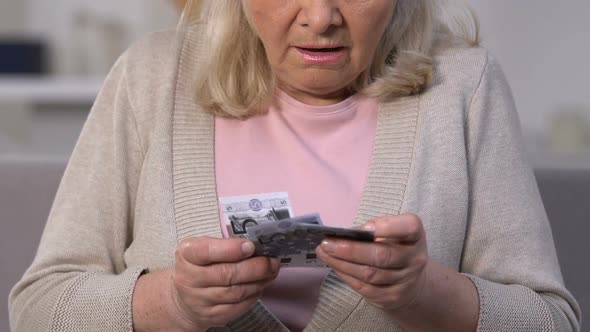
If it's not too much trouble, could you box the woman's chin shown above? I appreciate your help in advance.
[288,79,354,95]
[284,85,353,105]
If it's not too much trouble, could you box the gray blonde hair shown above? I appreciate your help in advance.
[181,0,479,118]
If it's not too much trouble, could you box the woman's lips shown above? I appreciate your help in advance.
[295,47,347,64]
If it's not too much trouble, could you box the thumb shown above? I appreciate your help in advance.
[178,237,255,266]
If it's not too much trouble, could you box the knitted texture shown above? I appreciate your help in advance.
[9,23,581,332]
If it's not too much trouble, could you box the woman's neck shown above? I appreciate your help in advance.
[279,84,352,106]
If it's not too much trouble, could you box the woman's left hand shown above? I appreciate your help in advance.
[316,214,430,311]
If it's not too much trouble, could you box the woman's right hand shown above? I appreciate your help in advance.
[171,237,280,331]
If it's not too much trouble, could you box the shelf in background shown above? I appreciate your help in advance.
[0,76,103,105]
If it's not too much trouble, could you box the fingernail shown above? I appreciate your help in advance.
[321,240,336,254]
[362,223,375,231]
[270,258,280,273]
[242,241,255,256]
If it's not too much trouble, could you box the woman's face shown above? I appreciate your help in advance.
[243,0,397,105]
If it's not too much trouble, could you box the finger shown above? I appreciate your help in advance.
[177,255,280,288]
[198,294,261,328]
[363,214,424,243]
[334,270,421,310]
[318,238,412,268]
[199,279,274,305]
[333,270,397,306]
[317,246,412,285]
[205,257,280,287]
[178,237,255,266]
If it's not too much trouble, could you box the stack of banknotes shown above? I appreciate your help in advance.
[220,192,374,267]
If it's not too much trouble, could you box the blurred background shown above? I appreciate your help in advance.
[0,0,181,157]
[1,0,590,161]
[0,0,588,331]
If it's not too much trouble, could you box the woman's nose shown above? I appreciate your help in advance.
[297,0,343,34]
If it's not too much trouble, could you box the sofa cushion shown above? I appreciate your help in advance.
[0,157,65,332]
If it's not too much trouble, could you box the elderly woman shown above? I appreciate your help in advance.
[9,0,581,331]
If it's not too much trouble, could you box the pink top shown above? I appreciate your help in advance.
[215,91,378,331]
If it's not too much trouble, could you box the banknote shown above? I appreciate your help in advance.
[246,214,375,267]
[219,192,294,238]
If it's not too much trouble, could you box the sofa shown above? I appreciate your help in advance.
[1,158,588,331]
[1,157,66,332]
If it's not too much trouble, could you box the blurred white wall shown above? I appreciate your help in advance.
[470,0,590,142]
[23,0,177,76]
[0,1,25,34]
[0,1,178,158]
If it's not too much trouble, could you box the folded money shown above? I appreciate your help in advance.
[219,192,294,237]
[246,214,375,267]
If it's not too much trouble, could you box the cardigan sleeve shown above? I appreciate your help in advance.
[461,52,581,331]
[8,49,147,332]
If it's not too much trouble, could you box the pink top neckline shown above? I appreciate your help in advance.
[276,89,361,116]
